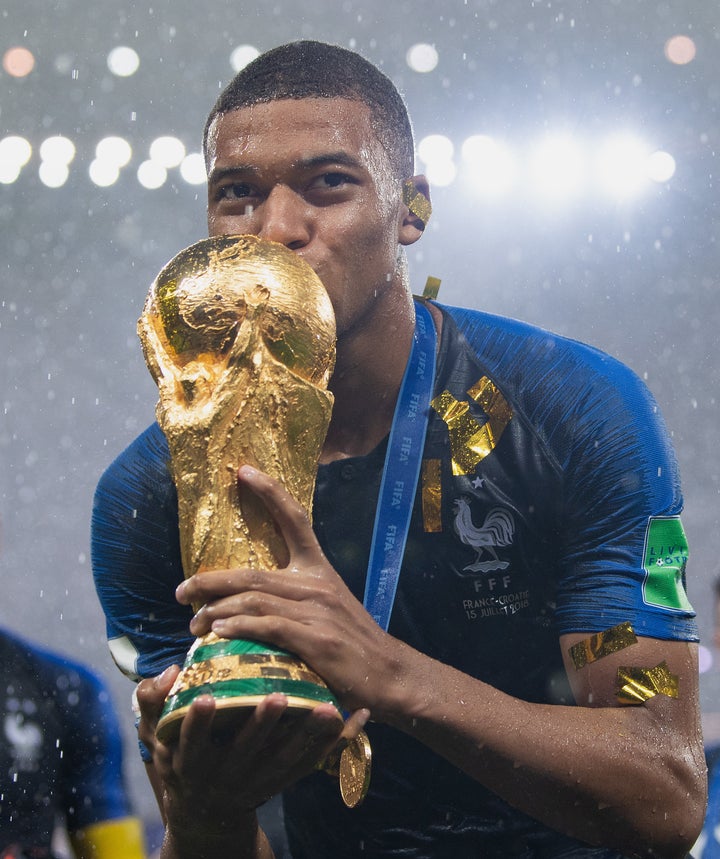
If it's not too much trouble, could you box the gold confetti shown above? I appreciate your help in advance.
[431,377,512,475]
[616,661,679,705]
[422,276,441,300]
[421,458,443,532]
[569,621,638,670]
[402,179,432,226]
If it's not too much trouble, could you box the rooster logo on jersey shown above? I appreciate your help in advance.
[453,498,515,573]
[4,700,43,773]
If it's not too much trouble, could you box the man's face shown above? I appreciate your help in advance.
[205,97,413,338]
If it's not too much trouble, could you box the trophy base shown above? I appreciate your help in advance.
[156,633,341,744]
[156,692,342,744]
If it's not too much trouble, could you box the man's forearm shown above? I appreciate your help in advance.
[379,640,705,858]
[160,813,275,859]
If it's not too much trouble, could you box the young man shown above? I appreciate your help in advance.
[0,626,147,859]
[92,41,706,858]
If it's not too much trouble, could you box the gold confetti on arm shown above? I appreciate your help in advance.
[569,621,638,670]
[616,661,679,705]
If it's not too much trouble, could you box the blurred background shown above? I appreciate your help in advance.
[1,0,718,847]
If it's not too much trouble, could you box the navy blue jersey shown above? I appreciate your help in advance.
[92,300,696,857]
[0,628,132,853]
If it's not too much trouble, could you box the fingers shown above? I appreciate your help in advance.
[178,574,310,632]
[174,466,330,613]
[136,665,181,754]
[341,707,372,743]
[263,702,347,787]
[137,664,180,716]
[173,694,220,770]
[237,465,322,561]
[190,590,313,640]
[317,708,372,778]
[158,694,347,811]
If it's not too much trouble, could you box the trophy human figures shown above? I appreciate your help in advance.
[138,234,342,742]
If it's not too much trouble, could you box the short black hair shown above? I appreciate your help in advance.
[203,40,415,181]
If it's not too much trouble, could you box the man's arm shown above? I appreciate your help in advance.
[181,466,707,859]
[379,633,705,858]
[136,666,274,859]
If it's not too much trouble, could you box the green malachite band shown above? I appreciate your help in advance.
[164,678,338,712]
[190,638,290,664]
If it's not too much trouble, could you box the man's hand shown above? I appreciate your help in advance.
[136,664,369,858]
[176,465,409,716]
[161,695,353,816]
[137,665,369,813]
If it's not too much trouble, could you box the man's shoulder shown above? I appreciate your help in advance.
[112,421,169,469]
[95,422,172,495]
[438,301,621,364]
[435,300,646,399]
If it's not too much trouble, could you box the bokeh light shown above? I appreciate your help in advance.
[96,136,133,168]
[529,135,586,200]
[406,43,439,73]
[646,150,676,183]
[425,160,457,187]
[0,125,676,199]
[107,46,140,77]
[230,44,260,72]
[137,160,167,189]
[180,153,207,185]
[0,163,22,184]
[3,46,35,77]
[418,134,454,164]
[664,35,696,66]
[0,136,32,183]
[39,162,70,188]
[39,136,76,166]
[462,135,517,196]
[89,159,121,187]
[149,136,186,169]
[0,135,32,167]
[594,134,651,199]
[699,644,713,675]
[418,135,455,187]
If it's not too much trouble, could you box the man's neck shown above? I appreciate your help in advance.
[320,290,417,463]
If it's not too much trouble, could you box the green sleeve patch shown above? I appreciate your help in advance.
[642,516,693,611]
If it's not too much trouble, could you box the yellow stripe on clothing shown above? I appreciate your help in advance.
[70,816,147,859]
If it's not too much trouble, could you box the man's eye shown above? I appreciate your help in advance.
[318,172,353,189]
[218,183,253,200]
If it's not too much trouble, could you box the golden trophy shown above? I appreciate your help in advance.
[138,234,342,742]
[139,234,372,805]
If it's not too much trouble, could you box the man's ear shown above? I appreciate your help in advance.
[399,176,431,246]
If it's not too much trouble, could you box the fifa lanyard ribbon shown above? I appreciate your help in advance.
[363,301,437,631]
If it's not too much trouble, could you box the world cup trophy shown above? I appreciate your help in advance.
[138,234,343,739]
[139,235,371,805]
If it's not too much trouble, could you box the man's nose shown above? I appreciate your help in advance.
[257,186,311,250]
